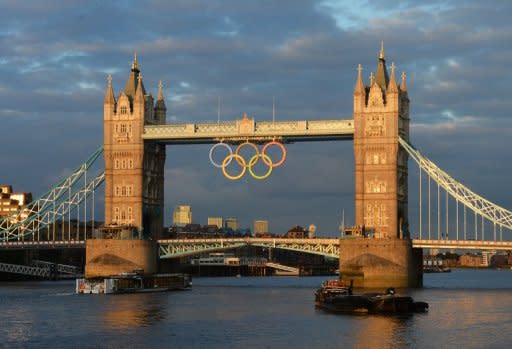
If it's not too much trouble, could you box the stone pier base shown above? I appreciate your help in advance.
[339,238,423,288]
[85,239,157,278]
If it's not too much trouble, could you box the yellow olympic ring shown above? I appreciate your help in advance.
[221,153,247,180]
[262,141,287,168]
[248,153,273,180]
[235,142,259,167]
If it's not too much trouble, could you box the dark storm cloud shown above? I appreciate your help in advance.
[1,0,511,234]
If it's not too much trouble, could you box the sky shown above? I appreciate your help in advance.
[1,0,511,236]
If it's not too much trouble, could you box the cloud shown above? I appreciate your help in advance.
[1,0,512,235]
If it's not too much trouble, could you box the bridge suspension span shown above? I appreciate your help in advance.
[0,147,105,243]
[400,137,512,242]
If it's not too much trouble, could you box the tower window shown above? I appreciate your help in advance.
[120,106,128,115]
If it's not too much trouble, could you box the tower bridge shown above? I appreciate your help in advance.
[1,44,512,287]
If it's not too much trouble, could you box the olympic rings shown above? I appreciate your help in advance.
[209,141,288,180]
[235,142,259,167]
[221,154,247,180]
[261,141,287,168]
[209,142,233,168]
[248,153,273,180]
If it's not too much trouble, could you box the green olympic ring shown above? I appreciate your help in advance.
[248,153,273,180]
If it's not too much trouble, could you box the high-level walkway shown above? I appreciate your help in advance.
[143,118,354,144]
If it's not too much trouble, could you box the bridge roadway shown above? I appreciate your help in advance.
[1,238,511,255]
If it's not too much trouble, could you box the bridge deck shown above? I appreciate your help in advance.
[143,119,354,144]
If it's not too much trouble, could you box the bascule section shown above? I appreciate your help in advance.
[86,56,166,278]
[340,44,422,288]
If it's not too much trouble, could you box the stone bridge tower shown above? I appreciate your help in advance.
[353,43,410,238]
[340,44,422,288]
[86,56,166,278]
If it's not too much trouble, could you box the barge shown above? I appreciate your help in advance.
[315,279,428,314]
[76,273,191,294]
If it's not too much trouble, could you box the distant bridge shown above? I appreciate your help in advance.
[157,238,512,259]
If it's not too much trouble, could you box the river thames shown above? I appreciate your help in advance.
[1,269,511,348]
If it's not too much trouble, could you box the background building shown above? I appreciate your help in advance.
[254,220,269,236]
[0,185,32,220]
[173,205,192,227]
[208,217,223,229]
[224,217,239,231]
[286,225,306,239]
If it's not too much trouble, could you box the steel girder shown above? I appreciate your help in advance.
[0,262,51,278]
[400,138,512,233]
[158,238,340,259]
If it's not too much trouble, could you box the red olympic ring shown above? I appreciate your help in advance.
[261,141,287,168]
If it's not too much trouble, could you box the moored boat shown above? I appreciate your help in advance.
[76,273,191,294]
[315,279,428,314]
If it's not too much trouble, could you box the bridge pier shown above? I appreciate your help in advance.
[339,239,423,288]
[85,239,157,278]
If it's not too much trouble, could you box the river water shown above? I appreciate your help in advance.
[1,269,511,348]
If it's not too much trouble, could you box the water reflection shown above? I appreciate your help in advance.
[103,293,168,330]
[1,306,33,345]
[348,314,414,349]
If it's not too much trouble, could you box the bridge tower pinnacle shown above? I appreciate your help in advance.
[353,46,410,239]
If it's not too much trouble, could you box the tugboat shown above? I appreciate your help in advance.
[315,279,428,314]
